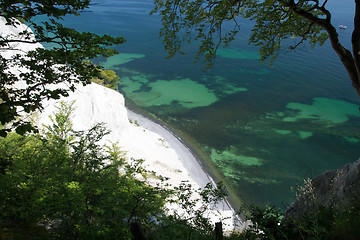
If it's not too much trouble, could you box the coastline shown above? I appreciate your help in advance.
[38,82,245,230]
[126,107,245,228]
[124,101,246,223]
[127,109,217,191]
[0,16,245,231]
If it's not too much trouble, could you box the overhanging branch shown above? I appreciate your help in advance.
[291,0,360,95]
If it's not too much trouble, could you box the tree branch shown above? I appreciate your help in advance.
[352,0,360,80]
[288,0,360,96]
[290,22,315,50]
[0,39,39,45]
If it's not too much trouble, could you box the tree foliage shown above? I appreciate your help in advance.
[227,201,360,240]
[152,0,360,98]
[0,102,231,239]
[0,101,169,239]
[91,66,120,90]
[151,0,242,66]
[0,0,125,136]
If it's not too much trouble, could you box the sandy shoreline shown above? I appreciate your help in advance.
[1,16,244,231]
[37,83,243,230]
[127,109,215,189]
[126,108,245,228]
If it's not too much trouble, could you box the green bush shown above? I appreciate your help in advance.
[229,200,360,239]
[91,67,120,90]
[0,102,168,239]
[0,101,230,239]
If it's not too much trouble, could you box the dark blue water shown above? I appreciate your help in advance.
[62,0,360,208]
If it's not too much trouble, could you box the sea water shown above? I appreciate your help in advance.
[62,0,359,207]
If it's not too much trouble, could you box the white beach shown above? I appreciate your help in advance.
[1,16,244,232]
[127,109,214,188]
[38,83,242,231]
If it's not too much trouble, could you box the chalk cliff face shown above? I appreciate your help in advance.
[285,159,360,218]
[0,17,201,192]
[1,17,240,231]
[38,83,196,189]
[0,16,196,190]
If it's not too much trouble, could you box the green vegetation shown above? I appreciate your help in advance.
[152,2,360,238]
[152,0,360,98]
[0,102,228,239]
[0,0,124,136]
[2,104,358,240]
[228,200,360,240]
[91,67,120,90]
[228,178,360,239]
[129,119,140,126]
[0,102,165,239]
[2,1,360,239]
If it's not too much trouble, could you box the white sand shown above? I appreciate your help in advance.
[38,83,243,231]
[1,16,245,232]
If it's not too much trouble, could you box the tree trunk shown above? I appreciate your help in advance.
[352,0,360,96]
[289,0,360,99]
[215,222,223,240]
[130,222,148,240]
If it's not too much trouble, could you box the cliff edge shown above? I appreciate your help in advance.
[285,159,360,218]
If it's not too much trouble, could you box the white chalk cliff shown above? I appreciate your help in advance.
[0,17,243,231]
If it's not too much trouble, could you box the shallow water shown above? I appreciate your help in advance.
[62,0,359,207]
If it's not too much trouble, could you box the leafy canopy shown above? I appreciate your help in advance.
[152,0,360,98]
[0,0,125,136]
[0,101,231,239]
[0,101,168,239]
[91,65,120,90]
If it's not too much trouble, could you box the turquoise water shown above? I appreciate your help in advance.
[63,0,359,207]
